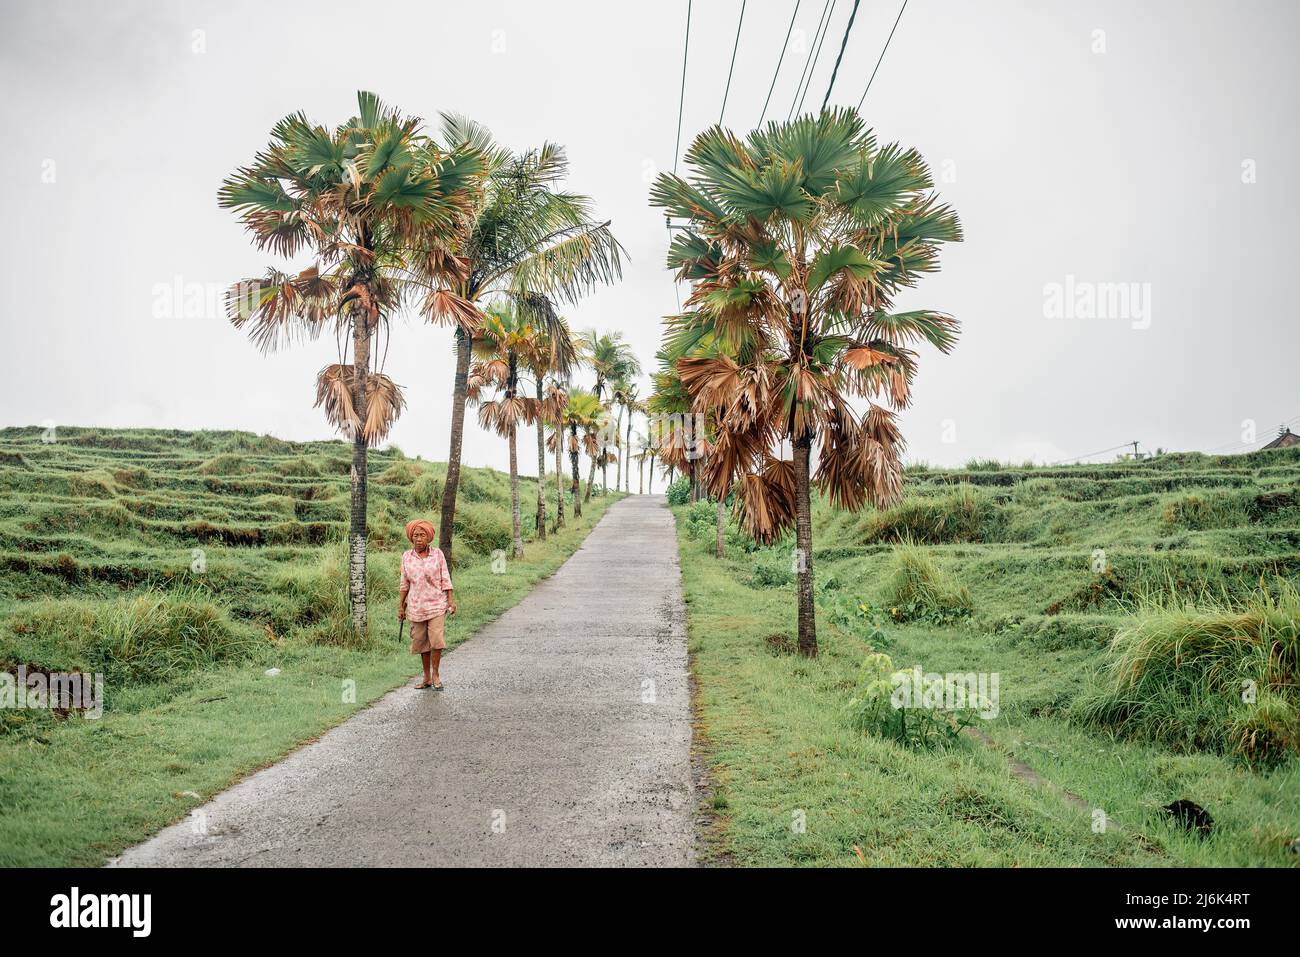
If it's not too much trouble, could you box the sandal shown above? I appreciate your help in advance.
[432,680,443,690]
[415,680,433,690]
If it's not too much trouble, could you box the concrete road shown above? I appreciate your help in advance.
[112,495,695,867]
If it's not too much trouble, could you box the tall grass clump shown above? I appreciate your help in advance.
[2,589,263,685]
[862,486,1003,544]
[271,544,395,649]
[1071,581,1300,767]
[880,542,974,623]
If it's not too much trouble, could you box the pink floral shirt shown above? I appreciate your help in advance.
[399,547,453,621]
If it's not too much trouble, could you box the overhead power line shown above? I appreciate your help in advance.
[795,0,838,116]
[1048,442,1135,467]
[759,0,802,126]
[719,0,748,125]
[787,0,834,121]
[821,0,862,111]
[857,0,909,111]
[673,0,693,175]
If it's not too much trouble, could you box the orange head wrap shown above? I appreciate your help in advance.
[405,519,436,544]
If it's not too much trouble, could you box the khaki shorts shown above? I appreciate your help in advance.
[409,615,446,654]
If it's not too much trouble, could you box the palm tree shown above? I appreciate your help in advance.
[466,302,538,559]
[579,329,640,494]
[219,91,482,635]
[518,301,576,540]
[650,109,963,656]
[560,390,603,515]
[538,379,569,533]
[613,383,642,493]
[415,126,624,568]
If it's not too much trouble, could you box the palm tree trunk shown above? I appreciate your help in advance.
[613,405,623,492]
[535,380,547,541]
[793,433,817,657]
[569,426,582,517]
[555,422,566,529]
[347,313,371,636]
[508,424,523,558]
[649,454,656,493]
[625,414,633,492]
[586,454,597,503]
[439,325,472,570]
[639,458,644,495]
[715,496,726,558]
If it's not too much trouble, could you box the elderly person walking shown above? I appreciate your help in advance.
[398,519,456,690]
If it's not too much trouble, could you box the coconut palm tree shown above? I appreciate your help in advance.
[650,109,963,656]
[219,91,482,635]
[413,125,624,568]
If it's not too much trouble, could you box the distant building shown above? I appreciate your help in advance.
[1261,428,1300,450]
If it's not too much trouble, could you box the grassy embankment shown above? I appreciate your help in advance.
[0,426,619,866]
[675,447,1300,866]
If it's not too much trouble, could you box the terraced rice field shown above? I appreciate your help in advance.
[674,446,1300,866]
[0,426,617,865]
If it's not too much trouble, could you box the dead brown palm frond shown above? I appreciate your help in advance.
[734,456,797,544]
[315,364,358,437]
[362,372,406,444]
[677,355,742,413]
[814,402,871,511]
[540,382,568,421]
[314,364,406,446]
[226,267,334,353]
[477,395,537,437]
[421,288,483,329]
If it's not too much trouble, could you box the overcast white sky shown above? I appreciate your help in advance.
[2,0,1297,471]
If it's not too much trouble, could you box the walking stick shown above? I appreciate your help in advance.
[398,617,405,645]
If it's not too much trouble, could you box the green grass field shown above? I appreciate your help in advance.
[674,447,1300,867]
[0,426,618,866]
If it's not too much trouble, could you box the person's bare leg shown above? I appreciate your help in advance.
[420,651,432,686]
[430,649,442,686]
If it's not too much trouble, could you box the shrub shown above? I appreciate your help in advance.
[748,547,794,589]
[846,653,986,749]
[1070,582,1300,767]
[666,476,691,506]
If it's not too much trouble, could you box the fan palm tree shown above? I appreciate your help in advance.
[539,379,569,533]
[413,125,624,567]
[650,109,963,656]
[613,383,643,493]
[579,329,641,494]
[560,390,603,513]
[517,299,579,538]
[218,91,482,636]
[466,302,539,559]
